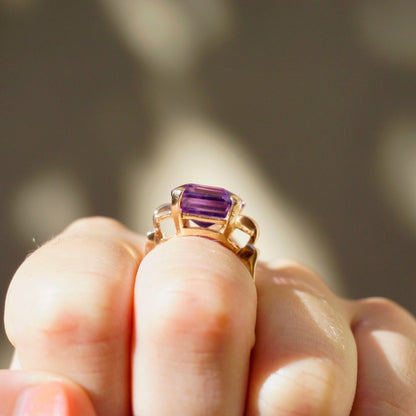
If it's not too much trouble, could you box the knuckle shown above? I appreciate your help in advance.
[5,236,134,348]
[11,278,120,346]
[262,259,331,295]
[354,296,415,331]
[147,282,234,352]
[360,296,403,314]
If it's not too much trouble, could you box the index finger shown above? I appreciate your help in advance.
[4,217,145,416]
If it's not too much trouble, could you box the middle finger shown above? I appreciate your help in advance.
[247,261,357,416]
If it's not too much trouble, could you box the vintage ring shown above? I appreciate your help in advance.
[146,183,259,276]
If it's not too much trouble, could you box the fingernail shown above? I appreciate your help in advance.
[14,381,69,416]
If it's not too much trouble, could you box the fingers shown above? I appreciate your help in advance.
[0,370,96,416]
[6,214,415,416]
[349,297,416,415]
[246,261,357,416]
[4,217,144,416]
[132,236,257,415]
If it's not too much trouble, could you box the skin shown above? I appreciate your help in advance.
[1,217,416,415]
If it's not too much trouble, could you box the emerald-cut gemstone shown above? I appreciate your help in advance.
[178,184,235,227]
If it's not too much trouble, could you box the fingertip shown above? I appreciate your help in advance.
[19,381,96,416]
[0,372,97,416]
[13,382,68,416]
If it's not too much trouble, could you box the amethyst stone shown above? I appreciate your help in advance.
[179,184,234,227]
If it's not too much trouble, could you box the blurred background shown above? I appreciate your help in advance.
[1,0,416,367]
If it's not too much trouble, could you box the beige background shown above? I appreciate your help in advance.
[1,0,416,367]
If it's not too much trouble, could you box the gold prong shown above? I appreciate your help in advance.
[171,187,183,206]
[171,187,184,233]
[223,194,243,237]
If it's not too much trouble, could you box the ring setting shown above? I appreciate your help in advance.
[146,184,259,276]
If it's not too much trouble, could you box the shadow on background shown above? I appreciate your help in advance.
[1,0,416,366]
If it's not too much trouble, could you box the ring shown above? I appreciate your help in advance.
[146,183,259,276]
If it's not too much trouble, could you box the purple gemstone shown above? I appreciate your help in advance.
[179,184,234,227]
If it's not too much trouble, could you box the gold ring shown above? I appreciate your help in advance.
[146,183,259,276]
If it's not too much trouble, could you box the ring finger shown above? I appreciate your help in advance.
[132,236,257,415]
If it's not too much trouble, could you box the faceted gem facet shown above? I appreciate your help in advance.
[178,184,234,227]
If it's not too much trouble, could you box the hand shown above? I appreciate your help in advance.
[1,217,415,415]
